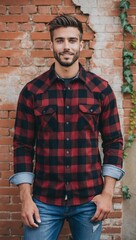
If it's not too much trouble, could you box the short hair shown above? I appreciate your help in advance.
[48,14,83,41]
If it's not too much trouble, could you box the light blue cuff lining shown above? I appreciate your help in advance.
[9,172,34,185]
[102,164,125,180]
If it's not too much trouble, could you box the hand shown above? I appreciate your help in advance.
[21,196,41,228]
[91,192,113,222]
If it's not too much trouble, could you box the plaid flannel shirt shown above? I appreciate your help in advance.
[13,63,123,206]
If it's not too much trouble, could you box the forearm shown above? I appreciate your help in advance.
[102,176,116,197]
[19,183,32,202]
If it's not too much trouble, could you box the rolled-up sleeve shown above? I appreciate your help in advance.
[9,172,34,185]
[102,164,125,180]
[100,85,123,169]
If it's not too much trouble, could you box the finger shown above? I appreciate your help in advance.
[27,214,39,228]
[34,206,41,224]
[91,209,101,221]
[22,215,30,227]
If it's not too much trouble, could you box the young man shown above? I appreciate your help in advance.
[9,15,125,240]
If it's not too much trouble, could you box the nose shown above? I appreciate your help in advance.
[63,40,70,50]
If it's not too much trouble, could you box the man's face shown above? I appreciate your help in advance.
[50,27,83,67]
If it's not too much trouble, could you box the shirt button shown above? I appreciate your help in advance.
[66,138,70,141]
[66,106,70,109]
[90,109,93,113]
[66,165,70,168]
[68,87,71,90]
[66,150,70,154]
[66,121,69,125]
[66,182,69,185]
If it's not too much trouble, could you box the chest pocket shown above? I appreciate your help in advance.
[34,105,58,132]
[78,104,101,131]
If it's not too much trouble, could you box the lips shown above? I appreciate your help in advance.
[60,52,74,56]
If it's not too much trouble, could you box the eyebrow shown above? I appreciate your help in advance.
[55,37,79,40]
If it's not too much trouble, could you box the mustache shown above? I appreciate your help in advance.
[60,51,74,55]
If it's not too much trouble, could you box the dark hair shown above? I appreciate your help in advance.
[48,14,83,41]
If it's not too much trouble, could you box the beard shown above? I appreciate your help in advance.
[53,50,80,67]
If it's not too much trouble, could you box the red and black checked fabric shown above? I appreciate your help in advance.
[13,63,123,206]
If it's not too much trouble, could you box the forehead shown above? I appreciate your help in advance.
[52,27,80,39]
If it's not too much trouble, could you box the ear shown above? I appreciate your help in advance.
[80,41,84,51]
[50,41,53,51]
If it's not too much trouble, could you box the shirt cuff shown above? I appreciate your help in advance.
[9,172,34,185]
[102,164,125,180]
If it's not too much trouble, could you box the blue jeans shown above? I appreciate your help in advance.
[24,198,102,240]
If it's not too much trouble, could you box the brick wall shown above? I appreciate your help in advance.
[0,0,135,239]
[123,0,136,140]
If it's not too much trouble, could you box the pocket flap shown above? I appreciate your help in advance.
[34,105,57,116]
[79,104,100,114]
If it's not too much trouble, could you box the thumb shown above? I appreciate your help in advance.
[34,206,41,224]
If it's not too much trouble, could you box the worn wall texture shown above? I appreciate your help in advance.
[0,0,135,239]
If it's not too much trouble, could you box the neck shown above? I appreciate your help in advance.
[55,61,79,78]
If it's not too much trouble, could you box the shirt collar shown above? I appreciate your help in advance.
[49,63,87,85]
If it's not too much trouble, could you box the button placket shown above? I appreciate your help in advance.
[64,86,72,200]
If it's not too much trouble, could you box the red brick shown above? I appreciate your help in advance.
[0,23,6,31]
[0,104,16,111]
[33,40,47,49]
[0,66,19,73]
[0,188,19,196]
[0,137,13,145]
[0,58,8,66]
[0,119,14,128]
[20,56,33,66]
[34,23,45,31]
[9,6,21,14]
[83,32,94,40]
[32,0,61,4]
[75,14,88,23]
[0,41,9,48]
[128,8,136,15]
[33,15,56,23]
[0,146,9,153]
[0,238,20,240]
[31,50,53,58]
[0,5,6,14]
[109,211,122,218]
[0,50,25,57]
[23,5,37,13]
[38,6,50,14]
[0,128,9,136]
[9,58,20,66]
[7,23,19,32]
[114,59,123,67]
[0,15,29,23]
[51,6,59,14]
[0,111,8,118]
[0,213,10,219]
[9,111,16,119]
[20,23,33,31]
[102,227,121,234]
[58,6,75,14]
[0,163,10,171]
[0,154,13,162]
[64,0,74,5]
[130,0,136,6]
[9,40,21,49]
[0,0,29,5]
[1,171,13,179]
[0,179,9,187]
[80,49,93,58]
[0,32,24,40]
[11,212,21,220]
[31,32,50,40]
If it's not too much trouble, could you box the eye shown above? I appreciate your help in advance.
[69,39,77,43]
[56,39,64,43]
